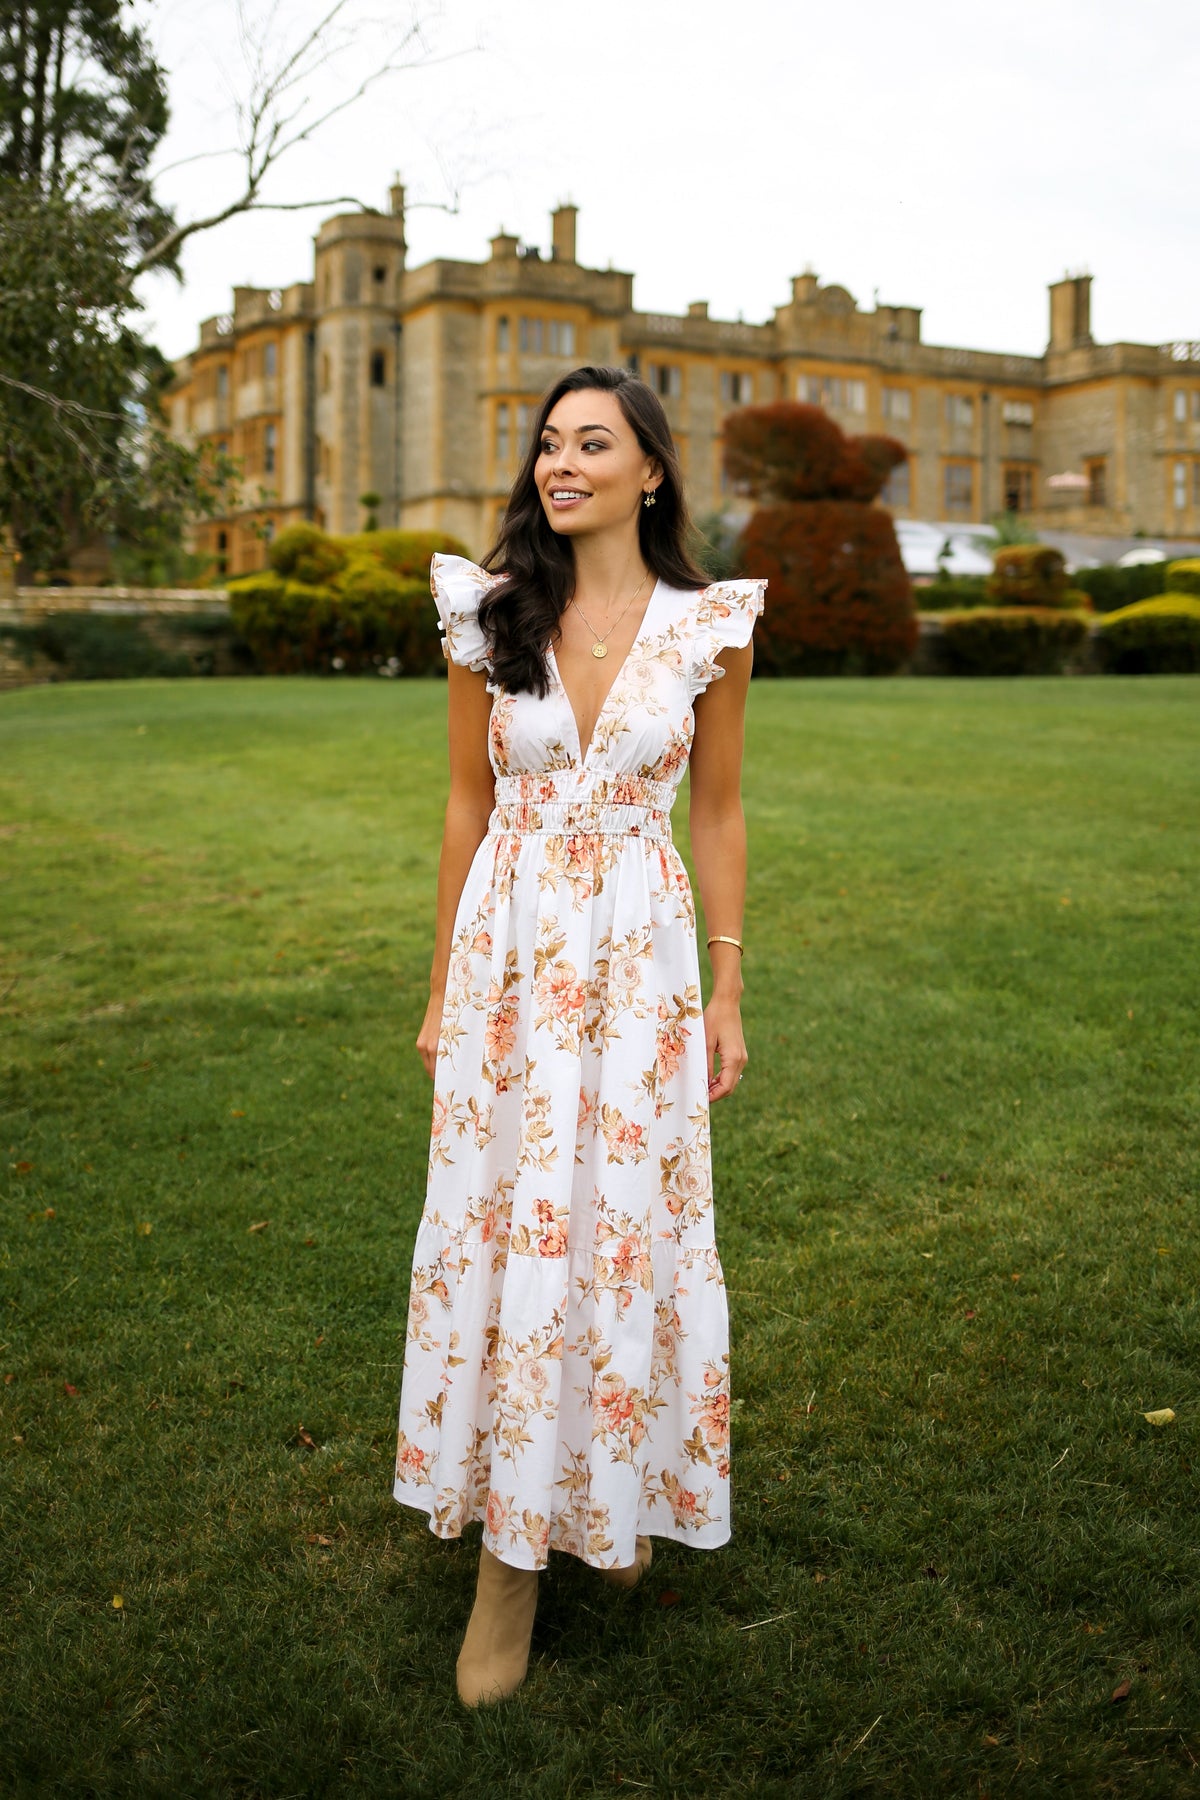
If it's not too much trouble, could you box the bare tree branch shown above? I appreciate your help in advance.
[133,0,469,278]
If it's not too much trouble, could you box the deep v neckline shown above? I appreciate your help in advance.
[547,580,662,766]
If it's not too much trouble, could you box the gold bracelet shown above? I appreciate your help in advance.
[706,934,744,954]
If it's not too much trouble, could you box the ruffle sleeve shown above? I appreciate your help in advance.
[430,552,500,676]
[688,578,767,698]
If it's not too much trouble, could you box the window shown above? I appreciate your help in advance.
[648,363,683,399]
[262,518,275,543]
[880,461,911,509]
[517,403,533,454]
[496,315,510,353]
[370,350,387,387]
[215,438,228,459]
[1193,391,1200,422]
[263,422,277,475]
[548,320,575,356]
[1195,462,1200,508]
[796,374,866,412]
[264,341,277,378]
[1175,390,1188,424]
[217,530,228,552]
[373,264,386,284]
[1003,400,1034,427]
[216,365,229,399]
[881,386,911,423]
[1003,465,1033,513]
[519,316,543,353]
[943,462,974,516]
[720,370,754,406]
[1173,460,1188,510]
[320,354,331,395]
[495,402,511,464]
[1086,458,1107,508]
[945,393,974,430]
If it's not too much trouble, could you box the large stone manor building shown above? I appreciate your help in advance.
[167,186,1200,575]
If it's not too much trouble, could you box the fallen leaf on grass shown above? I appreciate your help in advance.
[111,1595,124,1610]
[3,1373,14,1385]
[1142,1409,1175,1426]
[304,1237,317,1248]
[983,1735,1000,1746]
[1111,1679,1132,1704]
[136,1222,153,1237]
[657,1589,681,1608]
[248,1220,270,1234]
[295,1425,317,1450]
[63,1382,79,1397]
[13,1161,33,1174]
[230,1109,245,1119]
[305,1533,335,1547]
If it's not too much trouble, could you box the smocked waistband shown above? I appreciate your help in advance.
[489,772,675,841]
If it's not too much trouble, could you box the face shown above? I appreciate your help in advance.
[535,388,662,539]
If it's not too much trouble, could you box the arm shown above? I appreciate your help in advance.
[415,660,496,1078]
[688,640,752,1103]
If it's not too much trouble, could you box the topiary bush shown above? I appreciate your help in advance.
[1094,594,1200,673]
[986,545,1069,608]
[726,403,916,675]
[937,608,1089,676]
[229,525,468,674]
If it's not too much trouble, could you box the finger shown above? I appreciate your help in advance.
[704,1025,716,1088]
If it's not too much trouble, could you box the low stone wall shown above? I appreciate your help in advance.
[0,587,229,622]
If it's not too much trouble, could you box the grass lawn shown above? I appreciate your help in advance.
[1,674,1197,1799]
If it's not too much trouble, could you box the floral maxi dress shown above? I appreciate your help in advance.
[394,553,766,1571]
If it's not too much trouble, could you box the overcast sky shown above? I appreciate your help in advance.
[137,0,1200,365]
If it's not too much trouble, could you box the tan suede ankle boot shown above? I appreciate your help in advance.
[455,1545,539,1707]
[598,1535,653,1591]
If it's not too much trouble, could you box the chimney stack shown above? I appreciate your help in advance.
[1048,273,1093,351]
[551,203,577,264]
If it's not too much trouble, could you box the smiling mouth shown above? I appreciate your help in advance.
[549,489,591,503]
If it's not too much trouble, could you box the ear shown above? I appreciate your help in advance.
[643,455,664,493]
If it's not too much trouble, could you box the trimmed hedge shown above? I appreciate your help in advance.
[917,576,990,612]
[937,608,1089,676]
[228,526,468,674]
[1072,561,1167,614]
[1094,593,1200,673]
[1166,557,1200,597]
[1,613,194,680]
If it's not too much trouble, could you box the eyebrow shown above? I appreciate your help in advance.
[543,423,616,437]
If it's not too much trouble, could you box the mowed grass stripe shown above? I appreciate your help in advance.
[1,675,1196,1799]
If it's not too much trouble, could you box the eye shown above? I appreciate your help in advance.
[540,438,557,455]
[581,439,607,453]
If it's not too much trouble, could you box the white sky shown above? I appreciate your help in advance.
[137,0,1200,364]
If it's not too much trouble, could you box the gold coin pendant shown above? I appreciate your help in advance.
[591,642,608,659]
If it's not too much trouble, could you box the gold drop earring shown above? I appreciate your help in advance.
[643,490,657,508]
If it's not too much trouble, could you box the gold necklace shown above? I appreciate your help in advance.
[570,569,651,660]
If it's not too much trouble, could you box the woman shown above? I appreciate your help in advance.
[393,364,764,1706]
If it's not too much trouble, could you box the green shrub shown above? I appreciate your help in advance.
[1165,557,1200,597]
[268,524,348,587]
[2,614,192,680]
[986,545,1069,608]
[917,575,990,612]
[230,526,469,675]
[340,529,469,581]
[1094,593,1200,673]
[937,607,1089,676]
[1072,561,1167,614]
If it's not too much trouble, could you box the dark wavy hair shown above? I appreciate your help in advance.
[478,365,707,695]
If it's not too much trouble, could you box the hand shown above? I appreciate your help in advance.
[416,990,445,1080]
[704,998,747,1103]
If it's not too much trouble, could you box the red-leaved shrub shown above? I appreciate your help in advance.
[726,403,916,674]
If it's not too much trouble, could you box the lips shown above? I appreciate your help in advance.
[549,488,591,508]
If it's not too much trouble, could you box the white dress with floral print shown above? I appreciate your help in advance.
[394,553,765,1571]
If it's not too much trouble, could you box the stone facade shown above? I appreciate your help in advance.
[167,189,1200,573]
